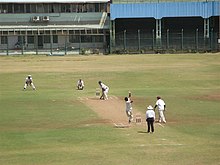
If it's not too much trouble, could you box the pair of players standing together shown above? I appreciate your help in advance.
[77,79,109,100]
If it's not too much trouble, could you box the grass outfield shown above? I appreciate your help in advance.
[0,54,220,165]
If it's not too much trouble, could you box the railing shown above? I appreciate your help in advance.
[0,13,104,26]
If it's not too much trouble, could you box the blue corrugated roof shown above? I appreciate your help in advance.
[110,1,220,20]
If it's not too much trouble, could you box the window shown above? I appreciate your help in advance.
[81,35,92,43]
[43,4,49,13]
[49,4,59,13]
[36,4,44,13]
[26,4,31,13]
[95,4,100,12]
[14,4,24,13]
[31,4,36,13]
[82,4,87,12]
[44,35,50,43]
[1,36,8,44]
[69,35,80,43]
[53,35,58,43]
[1,4,8,13]
[87,4,95,12]
[93,35,103,42]
[87,30,92,34]
[71,4,77,12]
[61,4,71,13]
[18,36,25,44]
[8,4,13,13]
[27,36,34,44]
[100,3,107,12]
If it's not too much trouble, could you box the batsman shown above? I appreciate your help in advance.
[98,81,109,100]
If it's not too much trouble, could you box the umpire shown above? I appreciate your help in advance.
[146,105,155,133]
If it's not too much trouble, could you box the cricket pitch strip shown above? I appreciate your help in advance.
[78,96,134,127]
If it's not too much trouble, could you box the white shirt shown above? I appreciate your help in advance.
[77,80,84,87]
[25,77,33,84]
[125,99,132,112]
[156,99,165,111]
[146,109,155,119]
[100,83,109,92]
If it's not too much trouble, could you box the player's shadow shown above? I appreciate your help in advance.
[137,131,148,134]
[90,97,101,100]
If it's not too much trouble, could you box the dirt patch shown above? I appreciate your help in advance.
[79,96,143,127]
[189,92,220,102]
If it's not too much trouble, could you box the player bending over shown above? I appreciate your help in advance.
[24,75,36,90]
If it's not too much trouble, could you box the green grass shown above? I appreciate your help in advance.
[0,54,220,165]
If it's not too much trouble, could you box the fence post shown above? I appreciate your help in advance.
[50,32,53,55]
[152,29,155,50]
[181,29,184,51]
[64,34,67,55]
[21,36,24,55]
[196,28,199,52]
[6,36,9,55]
[138,29,141,53]
[210,28,213,51]
[166,29,169,49]
[123,30,126,51]
[35,34,38,55]
[79,34,81,54]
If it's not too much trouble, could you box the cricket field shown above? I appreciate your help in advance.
[0,53,220,165]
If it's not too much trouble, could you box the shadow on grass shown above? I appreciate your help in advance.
[137,131,148,134]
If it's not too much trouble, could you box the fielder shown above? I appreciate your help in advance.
[98,81,109,100]
[77,79,84,90]
[24,75,36,90]
[125,96,133,124]
[154,96,166,123]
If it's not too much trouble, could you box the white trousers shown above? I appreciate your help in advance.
[24,83,36,90]
[103,89,108,100]
[126,110,133,123]
[158,110,166,123]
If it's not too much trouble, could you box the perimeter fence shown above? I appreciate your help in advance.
[0,29,219,55]
[0,34,107,56]
[113,28,220,54]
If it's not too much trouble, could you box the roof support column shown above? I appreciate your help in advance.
[156,19,161,47]
[110,20,115,54]
[204,18,209,38]
[35,34,38,55]
[50,31,53,55]
[204,18,210,50]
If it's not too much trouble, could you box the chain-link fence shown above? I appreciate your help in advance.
[113,28,219,54]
